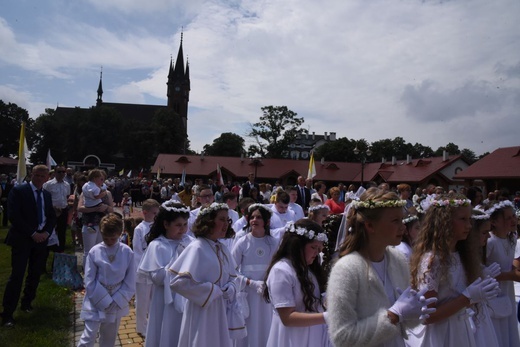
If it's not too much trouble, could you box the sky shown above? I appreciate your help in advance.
[1,0,519,158]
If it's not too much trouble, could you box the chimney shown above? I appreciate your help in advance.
[407,154,412,164]
[240,153,244,162]
[330,132,336,141]
[392,156,396,165]
[443,150,449,161]
[321,157,325,165]
[324,132,328,140]
[382,157,386,164]
[312,132,315,140]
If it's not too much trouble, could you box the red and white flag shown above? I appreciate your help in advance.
[216,164,224,186]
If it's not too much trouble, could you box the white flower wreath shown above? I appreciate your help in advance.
[402,215,419,224]
[248,203,273,216]
[471,208,490,220]
[350,199,407,210]
[308,204,330,212]
[198,203,229,217]
[286,222,328,242]
[486,200,514,217]
[161,202,190,213]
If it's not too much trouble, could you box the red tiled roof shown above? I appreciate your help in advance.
[353,155,468,184]
[0,156,18,166]
[455,146,520,179]
[152,154,360,183]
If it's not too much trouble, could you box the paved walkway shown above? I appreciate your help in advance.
[72,206,144,347]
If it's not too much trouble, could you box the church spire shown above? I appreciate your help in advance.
[174,31,185,77]
[96,68,103,106]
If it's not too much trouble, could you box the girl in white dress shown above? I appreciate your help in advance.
[328,188,435,347]
[263,219,330,347]
[169,203,243,347]
[77,213,135,347]
[485,200,520,347]
[307,200,330,226]
[409,194,500,347]
[469,208,500,347]
[232,203,277,347]
[395,212,420,262]
[137,202,193,347]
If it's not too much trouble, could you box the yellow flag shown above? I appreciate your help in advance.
[307,151,316,179]
[119,168,124,176]
[16,122,27,184]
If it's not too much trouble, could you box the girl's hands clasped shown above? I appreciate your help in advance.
[462,277,500,304]
[388,287,437,322]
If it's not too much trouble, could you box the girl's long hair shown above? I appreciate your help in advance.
[145,202,189,244]
[263,219,326,312]
[338,187,400,257]
[410,193,481,290]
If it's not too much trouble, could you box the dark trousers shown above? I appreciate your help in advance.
[54,209,68,252]
[2,240,47,318]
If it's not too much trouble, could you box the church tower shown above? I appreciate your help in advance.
[167,33,190,139]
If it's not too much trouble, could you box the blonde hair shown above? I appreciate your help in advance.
[410,193,481,290]
[338,187,400,257]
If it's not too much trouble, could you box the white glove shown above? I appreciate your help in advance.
[222,282,236,301]
[482,263,501,279]
[388,287,437,322]
[249,280,265,295]
[462,277,499,304]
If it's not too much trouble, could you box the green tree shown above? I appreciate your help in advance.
[461,148,477,163]
[152,108,186,155]
[203,132,245,157]
[0,100,35,157]
[435,142,460,156]
[247,106,305,159]
[314,137,357,162]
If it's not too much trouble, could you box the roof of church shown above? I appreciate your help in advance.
[55,103,167,122]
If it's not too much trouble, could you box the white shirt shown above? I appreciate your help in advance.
[43,178,70,209]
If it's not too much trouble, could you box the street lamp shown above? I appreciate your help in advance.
[250,157,262,180]
[353,146,372,188]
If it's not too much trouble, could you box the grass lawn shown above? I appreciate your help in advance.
[0,225,74,347]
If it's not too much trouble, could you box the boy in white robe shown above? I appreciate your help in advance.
[132,199,160,337]
[77,213,135,347]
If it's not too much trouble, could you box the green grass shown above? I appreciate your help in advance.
[0,225,74,347]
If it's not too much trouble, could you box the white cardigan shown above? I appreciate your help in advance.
[327,247,414,347]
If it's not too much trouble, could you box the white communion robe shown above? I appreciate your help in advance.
[80,241,136,322]
[266,259,330,347]
[232,233,278,347]
[138,234,193,347]
[169,237,244,347]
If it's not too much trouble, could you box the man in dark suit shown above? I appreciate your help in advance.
[241,172,259,198]
[295,175,311,213]
[1,165,57,328]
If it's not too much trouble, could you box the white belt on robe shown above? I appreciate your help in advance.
[100,280,122,294]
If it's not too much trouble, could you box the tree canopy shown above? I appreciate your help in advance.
[247,105,305,159]
[0,101,35,158]
[203,132,245,157]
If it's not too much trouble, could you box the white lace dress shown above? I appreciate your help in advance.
[407,251,477,347]
[486,233,520,347]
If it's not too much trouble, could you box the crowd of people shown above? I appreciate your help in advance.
[1,167,520,347]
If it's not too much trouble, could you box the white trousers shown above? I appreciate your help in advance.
[81,225,102,269]
[77,317,121,347]
[135,282,153,335]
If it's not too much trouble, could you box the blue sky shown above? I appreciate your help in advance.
[1,0,519,157]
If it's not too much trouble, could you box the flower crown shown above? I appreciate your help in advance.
[248,203,273,216]
[486,200,514,217]
[286,222,328,242]
[308,204,330,212]
[350,199,407,210]
[198,203,229,218]
[402,215,419,224]
[471,208,490,220]
[161,202,190,214]
[420,195,471,211]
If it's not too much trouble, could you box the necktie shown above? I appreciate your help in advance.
[36,189,43,225]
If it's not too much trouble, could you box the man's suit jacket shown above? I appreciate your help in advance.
[296,185,311,211]
[6,183,56,247]
[242,182,259,198]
